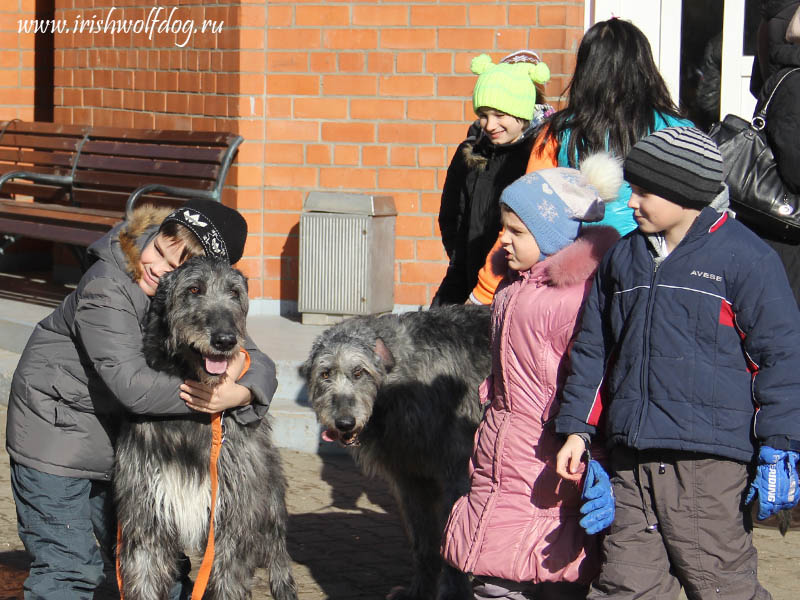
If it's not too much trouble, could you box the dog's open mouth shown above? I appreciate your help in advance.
[203,354,230,375]
[321,428,361,447]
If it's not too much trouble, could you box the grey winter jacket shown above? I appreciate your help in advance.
[5,207,278,480]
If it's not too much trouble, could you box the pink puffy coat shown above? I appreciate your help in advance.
[441,226,619,584]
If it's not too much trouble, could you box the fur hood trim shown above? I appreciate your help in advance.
[540,225,620,288]
[461,122,536,170]
[119,205,174,281]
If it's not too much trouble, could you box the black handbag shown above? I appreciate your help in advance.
[709,67,800,241]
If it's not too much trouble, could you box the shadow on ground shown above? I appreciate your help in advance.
[287,508,412,599]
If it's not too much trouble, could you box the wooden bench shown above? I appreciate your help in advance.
[0,120,243,267]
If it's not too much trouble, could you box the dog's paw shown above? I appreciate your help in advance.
[436,573,472,600]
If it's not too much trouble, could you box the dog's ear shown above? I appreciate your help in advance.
[298,360,310,381]
[141,272,172,369]
[374,337,395,372]
[233,266,249,315]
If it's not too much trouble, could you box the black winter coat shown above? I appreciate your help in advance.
[740,1,800,303]
[433,125,536,306]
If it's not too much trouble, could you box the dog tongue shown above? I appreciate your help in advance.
[321,429,339,442]
[205,356,228,375]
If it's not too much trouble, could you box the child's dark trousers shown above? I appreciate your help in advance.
[10,460,191,600]
[588,448,772,600]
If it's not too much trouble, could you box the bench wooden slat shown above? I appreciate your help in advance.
[0,199,120,246]
[0,133,86,152]
[0,164,74,177]
[0,182,70,202]
[73,170,212,192]
[76,154,220,179]
[88,127,237,145]
[81,140,226,162]
[0,199,121,223]
[72,189,185,211]
[0,149,76,168]
[2,122,89,136]
[0,217,109,246]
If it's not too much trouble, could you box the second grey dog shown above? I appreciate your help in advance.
[300,304,492,600]
[114,257,297,600]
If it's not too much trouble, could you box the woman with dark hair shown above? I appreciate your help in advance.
[469,18,694,305]
[533,17,692,235]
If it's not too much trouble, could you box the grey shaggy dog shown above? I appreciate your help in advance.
[300,304,492,600]
[114,256,297,600]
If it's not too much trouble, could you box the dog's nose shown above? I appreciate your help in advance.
[211,331,237,352]
[335,416,356,432]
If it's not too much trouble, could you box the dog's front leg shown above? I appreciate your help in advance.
[435,475,472,600]
[206,501,297,600]
[387,475,444,600]
[117,530,182,600]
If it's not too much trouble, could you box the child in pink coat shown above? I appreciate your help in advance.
[441,155,622,599]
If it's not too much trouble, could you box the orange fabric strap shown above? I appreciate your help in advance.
[191,349,250,600]
[117,349,252,600]
[116,524,124,597]
[190,411,222,600]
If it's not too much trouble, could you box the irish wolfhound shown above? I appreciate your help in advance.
[300,304,492,600]
[114,256,297,600]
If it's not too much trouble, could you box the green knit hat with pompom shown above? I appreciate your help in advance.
[471,52,551,121]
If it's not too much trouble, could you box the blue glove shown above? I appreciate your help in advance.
[579,459,615,535]
[746,446,800,520]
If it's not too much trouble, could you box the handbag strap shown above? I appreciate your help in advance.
[753,67,800,130]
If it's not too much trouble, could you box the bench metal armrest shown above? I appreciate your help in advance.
[0,170,73,191]
[125,184,218,217]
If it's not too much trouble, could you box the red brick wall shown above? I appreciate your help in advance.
[264,1,584,307]
[0,2,36,121]
[51,1,270,295]
[44,1,585,307]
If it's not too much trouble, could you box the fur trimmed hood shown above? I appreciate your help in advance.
[461,120,538,170]
[537,225,620,288]
[117,205,174,282]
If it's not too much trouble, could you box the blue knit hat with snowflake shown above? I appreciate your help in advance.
[500,154,623,258]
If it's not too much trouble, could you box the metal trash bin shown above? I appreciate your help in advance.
[298,192,396,325]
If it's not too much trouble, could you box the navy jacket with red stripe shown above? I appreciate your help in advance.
[555,207,800,462]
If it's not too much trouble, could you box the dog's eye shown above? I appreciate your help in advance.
[320,370,330,380]
[230,289,240,299]
[353,368,363,379]
[189,286,200,294]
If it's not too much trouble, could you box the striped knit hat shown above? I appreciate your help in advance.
[623,127,724,208]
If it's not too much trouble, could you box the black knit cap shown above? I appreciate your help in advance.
[623,126,724,208]
[160,199,247,264]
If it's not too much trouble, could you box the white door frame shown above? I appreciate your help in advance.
[720,0,756,118]
[585,0,683,106]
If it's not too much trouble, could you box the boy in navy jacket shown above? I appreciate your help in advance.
[555,127,800,600]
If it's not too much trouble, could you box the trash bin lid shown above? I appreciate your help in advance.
[303,192,396,216]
